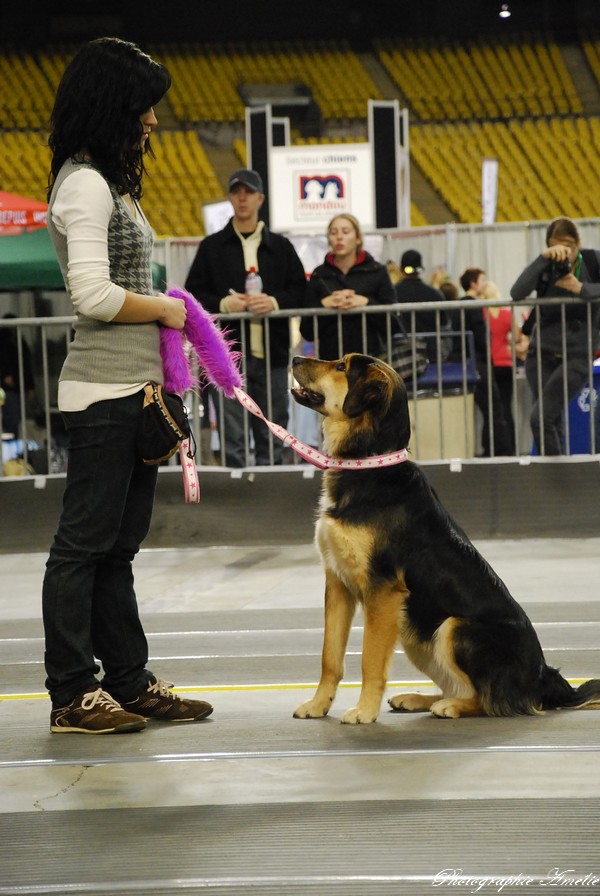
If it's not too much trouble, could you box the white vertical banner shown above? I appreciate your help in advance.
[481,157,499,225]
[399,106,411,228]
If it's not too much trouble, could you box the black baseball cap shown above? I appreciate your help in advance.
[228,169,264,193]
[400,249,423,274]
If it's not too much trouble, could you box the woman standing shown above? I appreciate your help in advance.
[510,217,600,455]
[300,214,396,359]
[43,38,213,734]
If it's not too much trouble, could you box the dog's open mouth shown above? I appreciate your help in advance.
[291,385,324,408]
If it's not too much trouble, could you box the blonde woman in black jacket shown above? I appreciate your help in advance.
[301,214,396,360]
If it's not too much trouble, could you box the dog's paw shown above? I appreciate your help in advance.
[340,705,378,725]
[431,696,481,718]
[388,693,436,713]
[430,698,462,719]
[293,699,329,719]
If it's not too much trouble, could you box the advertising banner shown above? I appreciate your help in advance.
[269,143,374,233]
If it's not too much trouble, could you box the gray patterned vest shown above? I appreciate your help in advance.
[47,158,163,385]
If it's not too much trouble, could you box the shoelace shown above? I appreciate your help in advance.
[81,688,123,714]
[147,678,176,699]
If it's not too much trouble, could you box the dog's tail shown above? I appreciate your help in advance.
[539,666,600,711]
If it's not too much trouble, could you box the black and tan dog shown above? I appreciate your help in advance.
[291,352,600,724]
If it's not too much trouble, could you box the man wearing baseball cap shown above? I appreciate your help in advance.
[185,168,306,466]
[227,168,264,193]
[399,249,423,276]
[394,249,451,362]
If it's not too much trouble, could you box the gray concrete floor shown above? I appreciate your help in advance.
[1,539,600,894]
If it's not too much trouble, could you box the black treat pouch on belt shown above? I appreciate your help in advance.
[138,382,191,464]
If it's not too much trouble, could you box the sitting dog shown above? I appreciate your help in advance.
[290,353,600,724]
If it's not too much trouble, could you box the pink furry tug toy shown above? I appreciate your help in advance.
[159,286,243,502]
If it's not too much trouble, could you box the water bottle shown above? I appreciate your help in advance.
[244,267,263,296]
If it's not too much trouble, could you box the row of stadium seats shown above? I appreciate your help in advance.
[0,130,50,202]
[1,36,598,129]
[0,39,383,128]
[411,116,600,223]
[2,47,77,126]
[582,38,600,89]
[141,131,224,236]
[0,51,54,128]
[4,113,596,238]
[0,129,222,235]
[376,34,583,121]
[1,38,600,235]
[152,40,383,123]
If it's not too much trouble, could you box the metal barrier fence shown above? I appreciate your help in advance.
[1,296,599,478]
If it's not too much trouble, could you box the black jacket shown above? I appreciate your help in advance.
[184,219,307,368]
[510,249,600,326]
[394,276,451,361]
[447,300,487,364]
[300,251,396,360]
[394,277,448,331]
[510,249,600,355]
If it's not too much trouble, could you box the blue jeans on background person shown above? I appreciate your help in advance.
[211,357,289,466]
[42,391,158,708]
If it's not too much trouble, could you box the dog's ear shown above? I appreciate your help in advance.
[343,378,386,418]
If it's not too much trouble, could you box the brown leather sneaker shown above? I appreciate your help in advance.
[50,688,147,734]
[122,677,214,721]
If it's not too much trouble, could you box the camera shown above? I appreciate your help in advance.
[552,258,571,278]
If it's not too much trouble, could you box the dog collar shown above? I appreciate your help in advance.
[233,386,409,470]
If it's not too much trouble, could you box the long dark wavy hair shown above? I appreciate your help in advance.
[47,37,171,201]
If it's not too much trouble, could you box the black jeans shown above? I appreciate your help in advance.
[211,357,289,466]
[474,365,513,457]
[525,350,589,455]
[42,391,157,707]
[492,365,516,455]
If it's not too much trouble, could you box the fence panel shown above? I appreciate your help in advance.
[1,297,599,478]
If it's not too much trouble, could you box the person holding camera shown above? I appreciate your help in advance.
[510,217,600,455]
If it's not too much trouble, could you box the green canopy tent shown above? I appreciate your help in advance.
[0,227,65,290]
[0,190,63,290]
[0,226,166,292]
[0,188,166,292]
[0,195,167,463]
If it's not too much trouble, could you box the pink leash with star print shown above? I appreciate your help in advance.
[232,386,409,470]
[178,387,409,504]
[160,286,408,502]
[179,439,200,502]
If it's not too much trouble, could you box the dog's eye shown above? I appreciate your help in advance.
[335,361,345,371]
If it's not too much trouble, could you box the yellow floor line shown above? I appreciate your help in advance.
[0,678,590,701]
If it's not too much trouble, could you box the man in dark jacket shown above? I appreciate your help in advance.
[185,169,307,466]
[394,249,451,362]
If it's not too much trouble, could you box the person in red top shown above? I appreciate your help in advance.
[482,281,529,455]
